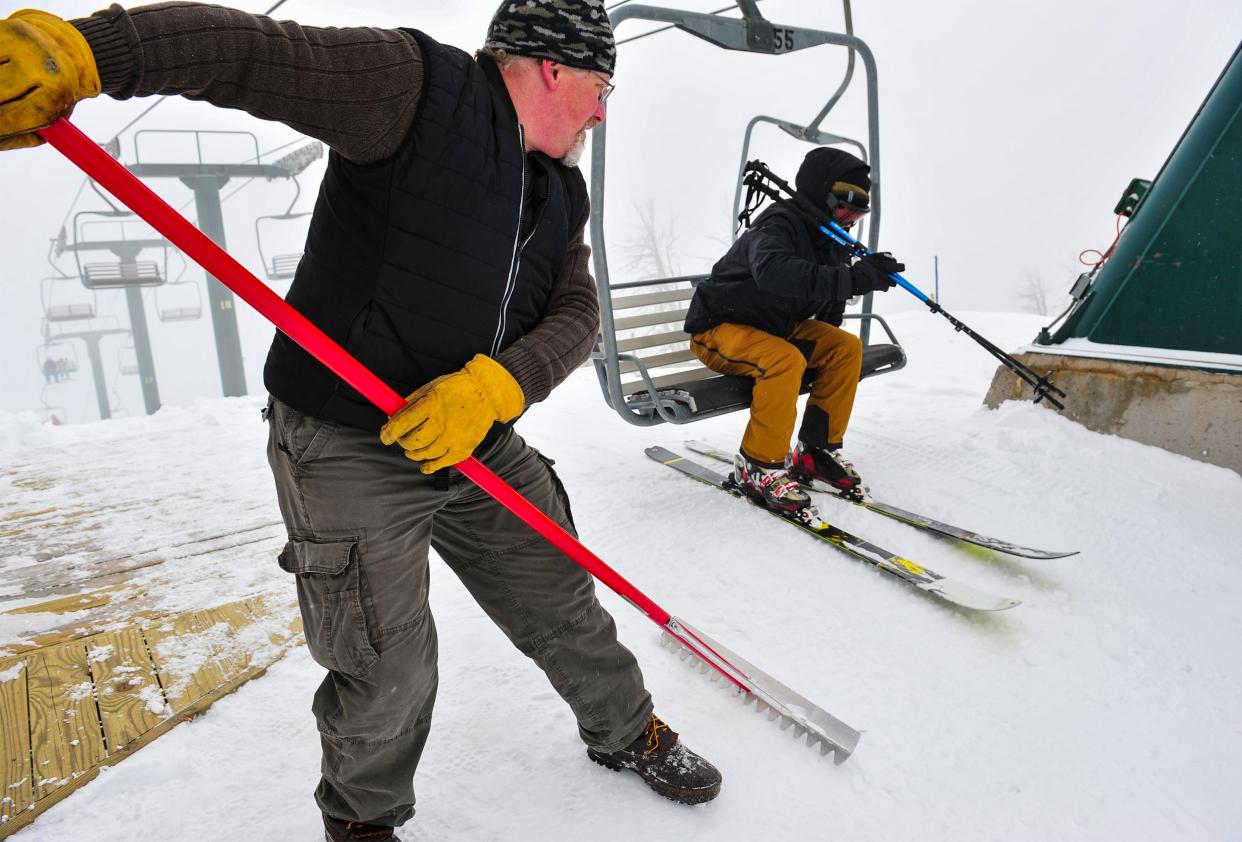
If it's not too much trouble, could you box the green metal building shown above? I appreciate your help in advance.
[986,44,1242,474]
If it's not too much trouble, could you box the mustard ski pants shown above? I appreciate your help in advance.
[690,320,863,465]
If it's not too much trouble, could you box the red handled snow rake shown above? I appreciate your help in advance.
[39,119,860,762]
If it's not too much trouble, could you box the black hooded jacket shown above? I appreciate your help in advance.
[683,202,854,338]
[685,147,872,338]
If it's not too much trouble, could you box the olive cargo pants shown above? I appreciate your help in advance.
[690,320,864,464]
[265,399,653,827]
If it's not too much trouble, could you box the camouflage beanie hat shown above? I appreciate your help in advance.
[485,0,616,75]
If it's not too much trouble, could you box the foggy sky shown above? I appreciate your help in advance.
[1,0,1238,423]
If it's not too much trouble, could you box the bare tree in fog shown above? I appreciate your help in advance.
[620,200,679,281]
[1017,271,1050,316]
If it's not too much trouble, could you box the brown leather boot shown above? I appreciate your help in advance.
[587,715,722,805]
[322,815,401,841]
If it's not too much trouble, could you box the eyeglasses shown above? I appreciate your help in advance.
[582,68,615,103]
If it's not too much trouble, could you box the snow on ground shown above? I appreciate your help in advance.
[4,311,1241,841]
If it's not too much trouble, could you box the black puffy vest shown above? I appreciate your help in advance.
[263,32,587,431]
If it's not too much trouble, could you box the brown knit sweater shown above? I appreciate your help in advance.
[71,2,599,406]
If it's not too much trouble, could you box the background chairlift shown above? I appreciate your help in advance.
[118,345,140,377]
[71,210,168,289]
[589,1,906,427]
[255,178,312,281]
[156,281,204,322]
[155,255,204,322]
[37,388,67,425]
[40,275,97,322]
[37,339,80,382]
[37,407,68,425]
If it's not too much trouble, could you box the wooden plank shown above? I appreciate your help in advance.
[26,642,106,800]
[143,612,228,712]
[0,559,166,605]
[199,602,260,680]
[614,306,689,331]
[618,348,698,374]
[0,656,279,840]
[0,508,57,523]
[611,287,694,310]
[0,656,33,827]
[146,597,300,712]
[87,629,168,753]
[0,591,305,837]
[9,609,166,656]
[243,597,302,645]
[615,328,691,353]
[622,365,722,396]
[5,584,134,616]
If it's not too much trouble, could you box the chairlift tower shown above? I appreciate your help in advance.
[41,322,131,421]
[62,210,167,416]
[126,130,323,398]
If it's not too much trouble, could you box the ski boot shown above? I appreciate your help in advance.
[788,442,869,502]
[730,452,812,515]
[587,714,722,805]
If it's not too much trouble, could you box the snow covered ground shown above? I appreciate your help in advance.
[3,311,1240,841]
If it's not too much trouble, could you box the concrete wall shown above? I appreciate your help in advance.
[984,352,1242,475]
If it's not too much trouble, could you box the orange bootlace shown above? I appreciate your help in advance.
[644,715,670,756]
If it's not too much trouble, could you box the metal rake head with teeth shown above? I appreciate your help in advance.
[659,619,860,762]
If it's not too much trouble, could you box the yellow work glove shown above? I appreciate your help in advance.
[379,354,525,474]
[0,10,101,150]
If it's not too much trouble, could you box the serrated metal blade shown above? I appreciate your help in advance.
[661,615,861,763]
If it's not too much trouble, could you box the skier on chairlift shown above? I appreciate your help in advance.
[685,147,905,513]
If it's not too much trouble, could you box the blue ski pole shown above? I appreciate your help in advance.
[739,160,1067,409]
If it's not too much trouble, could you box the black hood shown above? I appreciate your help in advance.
[794,147,870,208]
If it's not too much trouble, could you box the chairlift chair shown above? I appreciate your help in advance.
[40,275,97,321]
[70,210,168,289]
[37,339,80,382]
[156,280,204,322]
[594,276,907,424]
[38,384,68,424]
[589,2,906,427]
[36,406,68,425]
[255,178,311,281]
[118,345,140,377]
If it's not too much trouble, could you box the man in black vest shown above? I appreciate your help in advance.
[0,2,722,839]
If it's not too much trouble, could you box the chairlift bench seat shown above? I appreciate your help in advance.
[46,303,97,321]
[81,261,164,289]
[592,276,906,426]
[158,307,201,322]
[269,253,302,280]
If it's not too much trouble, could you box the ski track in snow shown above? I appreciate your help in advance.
[3,311,1240,841]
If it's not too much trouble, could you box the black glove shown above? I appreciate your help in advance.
[850,252,904,296]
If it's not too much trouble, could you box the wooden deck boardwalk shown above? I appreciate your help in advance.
[0,595,301,838]
[0,486,301,838]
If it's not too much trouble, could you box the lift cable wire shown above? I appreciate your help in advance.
[49,0,297,268]
[104,0,293,147]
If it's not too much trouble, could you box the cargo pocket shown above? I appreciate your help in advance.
[531,450,577,532]
[271,401,337,468]
[278,537,379,677]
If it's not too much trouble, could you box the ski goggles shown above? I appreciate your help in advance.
[826,181,870,227]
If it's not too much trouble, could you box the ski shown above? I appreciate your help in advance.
[647,446,1020,612]
[684,440,1077,560]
